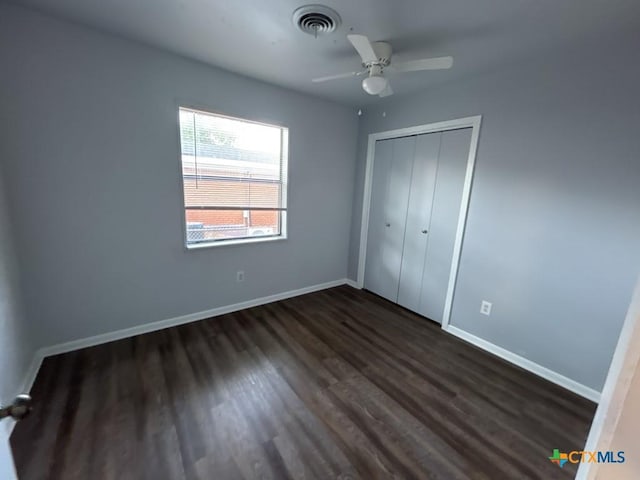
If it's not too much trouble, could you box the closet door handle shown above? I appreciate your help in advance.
[421,229,428,234]
[385,223,391,227]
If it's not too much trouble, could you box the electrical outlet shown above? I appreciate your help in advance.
[236,271,245,282]
[480,300,492,316]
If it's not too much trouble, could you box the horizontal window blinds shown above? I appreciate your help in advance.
[179,108,286,210]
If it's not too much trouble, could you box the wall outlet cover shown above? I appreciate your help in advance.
[480,300,492,316]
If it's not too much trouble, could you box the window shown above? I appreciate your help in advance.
[178,107,288,247]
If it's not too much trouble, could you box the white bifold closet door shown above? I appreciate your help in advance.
[364,128,472,323]
[364,136,414,302]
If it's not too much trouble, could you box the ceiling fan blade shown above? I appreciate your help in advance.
[391,56,453,73]
[312,71,365,83]
[347,34,378,64]
[379,83,394,98]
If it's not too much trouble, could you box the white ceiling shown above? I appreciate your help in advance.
[8,0,640,105]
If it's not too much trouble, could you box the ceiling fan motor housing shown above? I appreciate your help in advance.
[366,42,392,67]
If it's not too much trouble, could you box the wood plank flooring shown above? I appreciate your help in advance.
[11,286,596,479]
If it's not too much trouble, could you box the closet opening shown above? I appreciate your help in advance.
[357,116,481,328]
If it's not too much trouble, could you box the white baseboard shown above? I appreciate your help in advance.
[344,279,361,289]
[20,351,44,398]
[38,278,350,359]
[20,278,350,400]
[445,325,601,403]
[19,279,599,418]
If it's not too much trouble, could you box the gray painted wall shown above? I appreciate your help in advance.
[0,4,358,348]
[349,31,640,391]
[0,166,32,479]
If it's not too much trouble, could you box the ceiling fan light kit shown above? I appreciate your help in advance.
[362,75,388,95]
[311,32,454,98]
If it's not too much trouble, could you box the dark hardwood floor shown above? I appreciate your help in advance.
[11,286,596,479]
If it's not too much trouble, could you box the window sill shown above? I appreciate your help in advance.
[185,235,287,250]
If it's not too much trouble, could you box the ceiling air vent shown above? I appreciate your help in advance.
[293,5,341,37]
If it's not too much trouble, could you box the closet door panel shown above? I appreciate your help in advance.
[374,135,415,301]
[419,128,472,322]
[397,132,441,311]
[364,139,393,299]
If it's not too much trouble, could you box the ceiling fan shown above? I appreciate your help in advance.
[313,34,453,97]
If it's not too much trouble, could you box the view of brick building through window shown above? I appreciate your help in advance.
[179,108,288,245]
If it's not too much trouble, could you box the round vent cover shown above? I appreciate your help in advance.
[293,5,341,36]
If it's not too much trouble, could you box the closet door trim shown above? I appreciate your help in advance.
[357,115,482,330]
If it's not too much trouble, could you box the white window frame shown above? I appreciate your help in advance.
[177,106,289,250]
